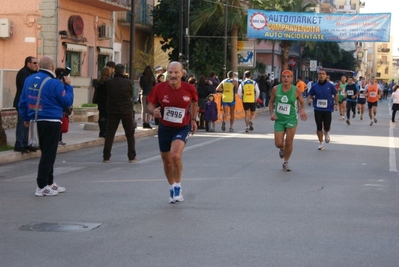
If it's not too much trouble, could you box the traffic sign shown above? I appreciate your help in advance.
[310,60,317,71]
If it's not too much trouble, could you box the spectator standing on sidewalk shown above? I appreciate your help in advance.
[103,64,137,163]
[196,75,213,130]
[13,56,39,153]
[95,67,111,138]
[19,56,74,196]
[106,61,115,77]
[139,66,156,129]
[256,74,270,109]
[391,85,399,122]
[147,61,198,203]
[204,94,218,132]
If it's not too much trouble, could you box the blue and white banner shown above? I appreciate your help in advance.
[247,10,391,42]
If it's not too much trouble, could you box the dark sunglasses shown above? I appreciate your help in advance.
[31,62,38,64]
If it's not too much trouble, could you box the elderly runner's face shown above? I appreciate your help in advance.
[167,63,182,87]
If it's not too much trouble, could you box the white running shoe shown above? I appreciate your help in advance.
[324,131,330,143]
[282,162,291,172]
[49,183,65,193]
[169,189,174,203]
[35,186,59,197]
[173,186,184,202]
[318,143,325,151]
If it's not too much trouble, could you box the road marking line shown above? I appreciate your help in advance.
[91,177,235,183]
[136,138,223,164]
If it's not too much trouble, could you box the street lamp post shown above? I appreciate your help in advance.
[129,0,136,127]
[129,0,135,80]
[185,0,190,70]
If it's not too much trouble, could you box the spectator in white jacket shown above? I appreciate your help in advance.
[391,85,399,122]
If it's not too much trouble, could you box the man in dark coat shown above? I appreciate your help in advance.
[13,56,39,153]
[103,64,136,163]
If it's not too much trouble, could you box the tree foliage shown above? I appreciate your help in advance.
[152,0,227,77]
[301,42,356,71]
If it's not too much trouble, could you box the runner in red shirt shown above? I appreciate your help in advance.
[148,61,198,203]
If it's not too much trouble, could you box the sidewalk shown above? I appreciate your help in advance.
[0,114,157,165]
[1,108,268,165]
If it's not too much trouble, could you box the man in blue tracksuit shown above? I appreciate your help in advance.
[308,69,338,151]
[19,56,74,196]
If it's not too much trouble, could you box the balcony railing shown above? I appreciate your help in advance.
[70,0,130,11]
[377,60,389,65]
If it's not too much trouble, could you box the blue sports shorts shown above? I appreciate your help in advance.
[158,123,190,152]
[222,101,235,107]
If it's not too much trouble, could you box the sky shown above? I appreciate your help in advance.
[361,0,399,56]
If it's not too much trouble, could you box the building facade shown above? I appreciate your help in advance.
[0,0,154,110]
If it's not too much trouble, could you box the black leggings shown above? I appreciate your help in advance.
[346,101,356,119]
[314,110,332,132]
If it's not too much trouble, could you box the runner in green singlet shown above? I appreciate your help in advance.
[269,70,307,172]
[335,75,347,120]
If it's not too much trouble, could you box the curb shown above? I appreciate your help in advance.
[0,128,157,165]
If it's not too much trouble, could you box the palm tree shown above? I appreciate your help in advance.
[190,0,250,72]
[255,0,293,75]
[279,0,316,71]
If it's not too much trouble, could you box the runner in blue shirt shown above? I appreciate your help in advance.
[308,69,338,151]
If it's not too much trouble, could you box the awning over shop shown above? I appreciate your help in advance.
[97,47,113,55]
[63,43,87,53]
[323,67,354,73]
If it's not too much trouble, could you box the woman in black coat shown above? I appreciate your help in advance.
[196,75,214,130]
[139,66,156,129]
[95,67,111,137]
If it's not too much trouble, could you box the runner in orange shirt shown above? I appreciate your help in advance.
[296,76,308,98]
[364,76,382,126]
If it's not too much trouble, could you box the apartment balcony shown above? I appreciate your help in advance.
[377,60,390,66]
[117,3,153,32]
[69,0,130,11]
[378,48,390,53]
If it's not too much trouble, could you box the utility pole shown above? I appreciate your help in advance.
[129,0,136,127]
[184,0,190,70]
[179,0,183,62]
[223,0,228,78]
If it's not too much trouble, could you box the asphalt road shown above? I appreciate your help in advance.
[1,100,398,267]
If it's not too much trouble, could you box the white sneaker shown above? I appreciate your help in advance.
[35,186,59,197]
[49,183,65,193]
[282,162,291,172]
[324,131,330,143]
[318,142,325,151]
[169,188,174,203]
[173,186,184,202]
